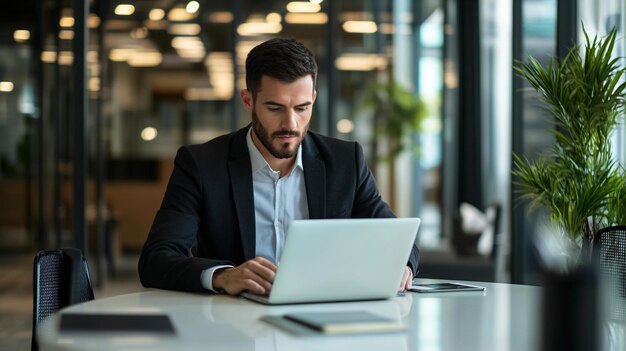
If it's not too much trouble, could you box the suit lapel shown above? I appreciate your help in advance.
[303,135,326,219]
[228,127,256,261]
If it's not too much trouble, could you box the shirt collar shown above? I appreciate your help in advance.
[246,127,304,175]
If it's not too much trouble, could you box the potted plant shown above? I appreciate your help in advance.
[362,81,427,211]
[513,27,626,258]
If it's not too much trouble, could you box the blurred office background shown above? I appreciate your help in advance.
[0,0,625,348]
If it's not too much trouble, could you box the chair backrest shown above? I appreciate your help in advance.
[452,202,502,258]
[31,248,95,351]
[593,226,626,321]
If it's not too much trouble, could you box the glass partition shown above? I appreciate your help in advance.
[0,0,445,254]
[511,0,558,284]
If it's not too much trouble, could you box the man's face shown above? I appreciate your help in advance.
[242,75,316,160]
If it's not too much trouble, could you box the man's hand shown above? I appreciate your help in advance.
[399,266,413,292]
[212,257,277,295]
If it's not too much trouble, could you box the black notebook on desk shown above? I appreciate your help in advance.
[60,313,175,334]
[282,311,404,334]
[408,282,485,293]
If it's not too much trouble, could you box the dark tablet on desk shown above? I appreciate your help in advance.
[408,282,485,293]
[60,313,175,334]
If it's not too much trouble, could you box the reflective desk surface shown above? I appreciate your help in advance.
[37,279,626,351]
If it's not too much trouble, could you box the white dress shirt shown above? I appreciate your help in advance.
[200,129,309,291]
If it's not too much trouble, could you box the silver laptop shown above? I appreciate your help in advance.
[240,217,420,305]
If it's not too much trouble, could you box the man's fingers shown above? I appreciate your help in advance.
[405,276,412,290]
[240,278,268,295]
[399,266,412,291]
[239,266,273,292]
[251,257,278,271]
[405,266,413,289]
[243,257,277,282]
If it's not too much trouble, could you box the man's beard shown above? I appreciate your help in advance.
[251,108,308,159]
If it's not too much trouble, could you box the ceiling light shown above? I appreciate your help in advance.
[141,127,158,141]
[127,52,162,67]
[186,1,200,14]
[88,77,100,92]
[209,12,233,23]
[115,4,135,16]
[342,21,378,33]
[284,13,328,24]
[310,0,323,3]
[109,48,161,67]
[266,13,281,24]
[336,119,354,134]
[334,54,387,71]
[237,22,282,36]
[60,16,74,27]
[0,82,14,92]
[168,23,201,36]
[149,8,165,21]
[168,7,197,21]
[171,36,204,50]
[41,51,57,63]
[88,14,101,28]
[58,51,74,66]
[13,30,30,42]
[109,48,134,61]
[444,59,458,88]
[286,1,321,13]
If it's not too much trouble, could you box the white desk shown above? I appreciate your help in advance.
[37,279,551,351]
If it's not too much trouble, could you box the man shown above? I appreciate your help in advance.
[139,38,419,295]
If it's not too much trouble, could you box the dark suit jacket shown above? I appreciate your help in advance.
[139,126,420,292]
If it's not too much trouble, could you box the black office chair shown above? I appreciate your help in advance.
[593,226,626,321]
[31,248,95,351]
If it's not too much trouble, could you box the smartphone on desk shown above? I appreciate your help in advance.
[408,282,485,293]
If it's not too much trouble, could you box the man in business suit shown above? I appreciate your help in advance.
[139,38,419,295]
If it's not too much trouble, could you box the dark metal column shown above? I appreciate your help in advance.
[441,0,458,240]
[230,0,240,131]
[35,0,48,249]
[53,0,63,248]
[556,0,577,59]
[456,0,482,210]
[555,0,578,144]
[511,0,527,284]
[411,0,424,218]
[325,0,339,137]
[94,0,108,284]
[73,0,88,254]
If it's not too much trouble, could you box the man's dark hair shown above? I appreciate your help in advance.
[245,38,318,98]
